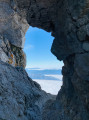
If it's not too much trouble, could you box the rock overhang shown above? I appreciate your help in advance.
[1,0,89,63]
[14,0,89,60]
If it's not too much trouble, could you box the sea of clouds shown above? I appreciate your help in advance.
[26,68,63,95]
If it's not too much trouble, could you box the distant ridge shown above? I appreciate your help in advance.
[26,68,62,80]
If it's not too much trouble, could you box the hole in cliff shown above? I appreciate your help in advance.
[24,27,63,95]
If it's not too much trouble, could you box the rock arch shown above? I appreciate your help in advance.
[0,0,89,120]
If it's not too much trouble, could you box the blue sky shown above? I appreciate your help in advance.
[24,27,63,69]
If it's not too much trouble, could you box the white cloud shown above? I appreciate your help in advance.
[27,68,46,70]
[45,74,63,80]
[33,79,63,95]
[26,67,62,70]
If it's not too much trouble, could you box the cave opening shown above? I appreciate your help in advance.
[24,27,63,95]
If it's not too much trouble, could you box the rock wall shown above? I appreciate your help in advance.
[0,1,55,120]
[0,61,54,120]
[0,0,29,67]
[0,0,89,120]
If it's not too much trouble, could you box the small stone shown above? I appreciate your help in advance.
[76,15,89,27]
[83,42,89,51]
[77,30,86,41]
[77,24,89,41]
[74,53,89,81]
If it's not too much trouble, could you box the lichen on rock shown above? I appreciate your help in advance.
[0,34,26,68]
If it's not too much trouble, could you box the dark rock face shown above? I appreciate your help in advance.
[0,61,54,120]
[0,0,89,120]
[43,55,89,120]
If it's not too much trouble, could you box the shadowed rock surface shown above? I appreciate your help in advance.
[0,61,55,120]
[0,0,89,120]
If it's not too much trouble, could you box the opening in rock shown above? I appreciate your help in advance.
[24,27,63,95]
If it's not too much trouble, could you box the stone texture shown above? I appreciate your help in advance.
[77,24,89,41]
[0,61,55,120]
[0,0,89,120]
[83,42,89,51]
[0,0,29,67]
[0,0,29,48]
[0,35,26,67]
[74,53,89,81]
[43,55,89,120]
